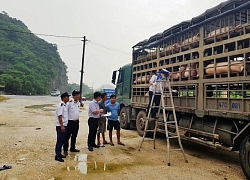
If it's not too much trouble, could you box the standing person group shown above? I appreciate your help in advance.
[87,92,125,151]
[54,90,125,161]
[54,90,81,162]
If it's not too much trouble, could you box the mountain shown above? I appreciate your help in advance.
[0,12,68,95]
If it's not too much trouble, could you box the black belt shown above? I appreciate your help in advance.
[89,117,99,119]
[69,119,79,122]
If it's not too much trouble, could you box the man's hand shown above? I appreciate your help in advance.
[61,126,65,133]
[99,109,104,113]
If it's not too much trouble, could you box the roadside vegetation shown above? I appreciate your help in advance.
[0,95,9,102]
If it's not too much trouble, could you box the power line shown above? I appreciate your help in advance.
[88,40,131,56]
[0,27,83,39]
[87,44,130,64]
[88,49,112,78]
[0,27,132,56]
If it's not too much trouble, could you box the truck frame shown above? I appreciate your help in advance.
[112,1,250,178]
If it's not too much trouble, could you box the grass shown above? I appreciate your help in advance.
[0,96,9,102]
[24,104,54,109]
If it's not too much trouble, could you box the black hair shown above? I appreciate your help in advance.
[101,93,107,99]
[94,92,102,99]
[110,94,116,99]
[61,97,64,101]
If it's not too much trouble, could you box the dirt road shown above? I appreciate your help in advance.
[0,96,246,180]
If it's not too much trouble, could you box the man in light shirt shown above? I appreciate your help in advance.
[63,90,81,156]
[147,69,170,118]
[88,92,103,151]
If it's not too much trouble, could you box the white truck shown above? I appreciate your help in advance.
[50,89,60,96]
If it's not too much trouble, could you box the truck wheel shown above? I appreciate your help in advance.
[239,135,250,179]
[136,110,146,137]
[120,107,130,129]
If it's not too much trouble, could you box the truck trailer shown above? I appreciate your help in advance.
[111,1,250,178]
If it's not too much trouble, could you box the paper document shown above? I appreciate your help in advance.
[103,112,112,117]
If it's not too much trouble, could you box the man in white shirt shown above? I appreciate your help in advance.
[55,92,70,162]
[147,69,170,118]
[63,90,81,156]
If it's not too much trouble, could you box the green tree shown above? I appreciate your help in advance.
[0,13,68,95]
[68,83,92,95]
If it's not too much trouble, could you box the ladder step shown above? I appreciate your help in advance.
[154,93,171,96]
[166,121,176,124]
[173,148,183,151]
[151,106,174,109]
[146,118,160,121]
[157,121,176,124]
[168,136,179,139]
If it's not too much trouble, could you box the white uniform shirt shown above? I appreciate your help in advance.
[149,75,168,93]
[67,100,80,120]
[149,75,157,92]
[55,102,68,126]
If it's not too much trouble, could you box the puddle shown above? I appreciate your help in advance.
[48,177,62,180]
[75,154,87,174]
[60,154,123,175]
[17,150,30,163]
[19,150,29,154]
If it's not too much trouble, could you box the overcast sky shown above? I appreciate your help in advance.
[1,0,226,89]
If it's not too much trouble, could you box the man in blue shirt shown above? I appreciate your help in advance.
[106,94,125,146]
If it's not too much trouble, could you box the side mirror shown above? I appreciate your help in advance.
[111,71,117,84]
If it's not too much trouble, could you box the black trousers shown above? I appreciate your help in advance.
[63,120,79,151]
[87,117,99,147]
[55,126,67,158]
[147,91,161,118]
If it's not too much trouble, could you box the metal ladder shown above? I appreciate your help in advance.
[138,78,188,166]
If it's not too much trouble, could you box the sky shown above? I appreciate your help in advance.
[1,0,226,89]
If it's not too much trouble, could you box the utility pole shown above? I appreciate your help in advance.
[79,36,86,101]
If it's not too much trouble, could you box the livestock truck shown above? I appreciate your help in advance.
[111,1,250,178]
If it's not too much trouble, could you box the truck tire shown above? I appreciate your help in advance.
[136,110,147,137]
[120,107,130,129]
[239,135,250,179]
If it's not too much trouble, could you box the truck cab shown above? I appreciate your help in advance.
[111,63,132,128]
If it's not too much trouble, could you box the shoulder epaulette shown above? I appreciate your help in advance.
[69,100,73,102]
[61,103,64,106]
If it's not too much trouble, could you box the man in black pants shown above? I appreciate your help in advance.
[87,92,103,151]
[55,92,70,162]
[63,90,81,156]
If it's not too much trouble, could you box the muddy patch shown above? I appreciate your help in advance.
[0,96,9,102]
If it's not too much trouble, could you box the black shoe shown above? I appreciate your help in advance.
[55,157,64,162]
[70,149,80,152]
[88,147,93,151]
[63,151,68,156]
[93,145,100,148]
[61,154,66,158]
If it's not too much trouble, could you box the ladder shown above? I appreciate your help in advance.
[138,78,188,166]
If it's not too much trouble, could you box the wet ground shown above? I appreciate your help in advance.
[0,95,246,180]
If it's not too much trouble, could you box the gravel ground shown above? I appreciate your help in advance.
[0,96,246,180]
